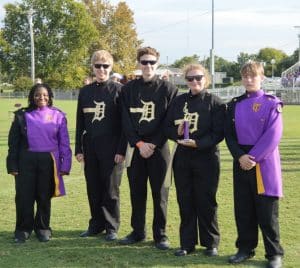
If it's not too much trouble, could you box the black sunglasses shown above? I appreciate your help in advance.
[186,75,204,82]
[94,64,110,69]
[140,60,157,66]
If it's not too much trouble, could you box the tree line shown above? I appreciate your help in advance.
[0,0,299,91]
[0,0,141,90]
[171,48,299,82]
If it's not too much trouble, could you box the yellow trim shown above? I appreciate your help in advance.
[50,153,61,197]
[83,108,95,113]
[256,163,265,194]
[174,119,183,125]
[130,107,143,113]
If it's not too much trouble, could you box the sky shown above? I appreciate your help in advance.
[0,0,299,65]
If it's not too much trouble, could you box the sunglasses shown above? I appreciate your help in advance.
[94,64,110,69]
[185,75,204,82]
[140,60,157,66]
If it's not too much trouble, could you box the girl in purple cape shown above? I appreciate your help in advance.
[7,83,72,243]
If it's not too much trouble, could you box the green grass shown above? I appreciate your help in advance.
[0,99,299,267]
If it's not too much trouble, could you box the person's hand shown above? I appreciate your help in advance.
[139,142,155,158]
[239,154,256,170]
[9,172,18,176]
[177,122,184,136]
[114,154,125,163]
[177,139,197,148]
[60,171,68,176]
[76,153,84,163]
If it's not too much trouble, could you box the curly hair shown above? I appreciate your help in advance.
[27,83,54,109]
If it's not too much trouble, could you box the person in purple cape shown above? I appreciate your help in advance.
[225,61,284,268]
[7,83,72,243]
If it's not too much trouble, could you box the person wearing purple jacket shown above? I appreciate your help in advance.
[7,83,72,243]
[225,61,284,268]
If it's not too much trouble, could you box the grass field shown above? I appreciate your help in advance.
[0,98,299,268]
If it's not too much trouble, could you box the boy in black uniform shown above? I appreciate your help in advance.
[164,64,225,256]
[75,50,126,241]
[120,47,178,250]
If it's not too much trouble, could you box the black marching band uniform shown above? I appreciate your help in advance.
[75,80,126,235]
[121,76,178,242]
[164,90,225,252]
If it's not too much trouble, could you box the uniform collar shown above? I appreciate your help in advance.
[188,89,207,99]
[246,89,264,98]
[95,80,109,87]
[141,75,159,85]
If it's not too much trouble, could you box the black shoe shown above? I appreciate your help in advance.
[14,237,26,244]
[155,237,170,250]
[119,232,145,245]
[228,250,255,264]
[174,247,195,257]
[14,231,30,244]
[266,256,282,268]
[105,231,118,241]
[36,230,51,242]
[204,247,218,256]
[79,230,101,237]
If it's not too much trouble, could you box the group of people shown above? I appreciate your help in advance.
[7,46,284,268]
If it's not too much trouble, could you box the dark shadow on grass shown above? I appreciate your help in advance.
[0,230,267,267]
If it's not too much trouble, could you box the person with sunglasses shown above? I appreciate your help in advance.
[75,50,126,241]
[7,83,72,243]
[120,46,178,250]
[164,63,225,257]
[225,61,284,268]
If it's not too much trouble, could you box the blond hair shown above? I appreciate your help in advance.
[240,61,264,77]
[91,50,114,66]
[183,64,211,88]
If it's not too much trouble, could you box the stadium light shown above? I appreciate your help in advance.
[271,59,276,79]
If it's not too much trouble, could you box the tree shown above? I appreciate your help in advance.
[257,47,287,77]
[236,52,257,66]
[108,1,141,74]
[277,49,299,75]
[171,54,200,68]
[83,0,141,75]
[0,0,98,89]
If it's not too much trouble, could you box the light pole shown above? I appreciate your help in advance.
[210,0,215,90]
[294,26,300,62]
[271,59,276,79]
[27,8,35,83]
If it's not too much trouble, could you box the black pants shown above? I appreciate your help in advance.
[233,160,284,259]
[15,151,54,238]
[83,135,123,233]
[173,147,220,249]
[127,145,169,242]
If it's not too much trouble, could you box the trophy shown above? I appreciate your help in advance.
[183,120,189,140]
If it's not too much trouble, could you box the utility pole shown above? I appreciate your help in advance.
[295,26,300,62]
[210,0,215,90]
[27,8,35,83]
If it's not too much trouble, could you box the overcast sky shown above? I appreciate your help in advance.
[1,0,299,64]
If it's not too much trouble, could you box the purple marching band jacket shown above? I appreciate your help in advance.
[25,106,72,197]
[234,89,283,197]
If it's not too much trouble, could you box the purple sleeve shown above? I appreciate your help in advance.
[249,103,283,162]
[58,116,72,173]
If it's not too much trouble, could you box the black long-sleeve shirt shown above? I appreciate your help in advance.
[164,90,225,152]
[121,76,178,148]
[75,80,126,155]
